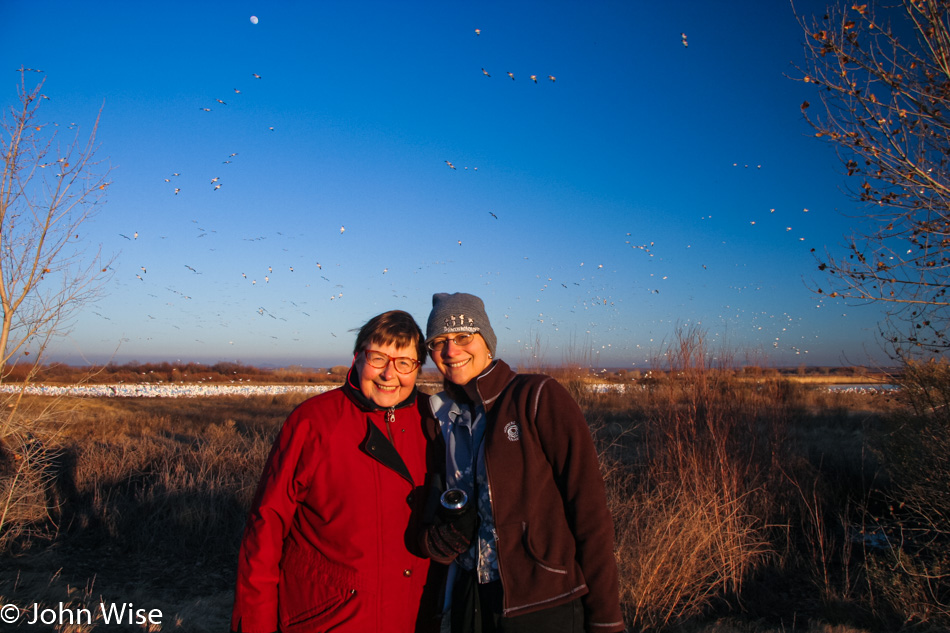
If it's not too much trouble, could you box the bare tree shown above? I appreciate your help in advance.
[0,70,112,546]
[796,0,950,358]
[0,70,112,384]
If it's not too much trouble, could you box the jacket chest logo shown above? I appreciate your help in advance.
[504,421,520,442]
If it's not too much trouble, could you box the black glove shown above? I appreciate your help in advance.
[423,499,478,562]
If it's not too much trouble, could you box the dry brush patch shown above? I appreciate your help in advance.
[0,377,927,632]
[581,346,907,631]
[0,394,299,632]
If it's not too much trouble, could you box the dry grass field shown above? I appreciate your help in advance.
[0,357,947,632]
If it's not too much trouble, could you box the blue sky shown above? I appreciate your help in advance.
[1,0,892,369]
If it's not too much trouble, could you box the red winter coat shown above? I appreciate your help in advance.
[230,370,440,633]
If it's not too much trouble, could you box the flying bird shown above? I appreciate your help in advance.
[445,160,456,170]
[530,75,537,83]
[489,212,498,219]
[340,226,346,234]
[547,75,556,82]
[215,99,227,105]
[474,28,480,36]
[507,71,514,80]
[681,32,688,47]
[481,68,491,77]
[253,73,261,79]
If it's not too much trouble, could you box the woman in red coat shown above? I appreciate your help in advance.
[231,310,439,633]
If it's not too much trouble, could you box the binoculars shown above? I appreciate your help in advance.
[440,488,469,516]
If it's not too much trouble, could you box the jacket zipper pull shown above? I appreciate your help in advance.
[385,406,396,444]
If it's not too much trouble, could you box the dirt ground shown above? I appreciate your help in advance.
[0,542,234,632]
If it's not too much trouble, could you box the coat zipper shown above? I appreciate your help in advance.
[483,428,510,613]
[385,406,396,444]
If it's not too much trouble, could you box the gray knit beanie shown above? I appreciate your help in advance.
[425,292,497,356]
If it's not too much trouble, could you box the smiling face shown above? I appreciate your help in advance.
[355,341,419,408]
[430,332,492,388]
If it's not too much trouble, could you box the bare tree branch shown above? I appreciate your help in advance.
[0,69,113,389]
[796,0,950,357]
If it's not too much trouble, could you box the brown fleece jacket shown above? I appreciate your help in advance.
[421,360,625,632]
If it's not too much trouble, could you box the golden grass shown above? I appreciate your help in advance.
[0,365,940,632]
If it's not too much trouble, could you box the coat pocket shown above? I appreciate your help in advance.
[279,582,358,630]
[523,522,569,575]
[278,540,363,631]
[495,521,585,613]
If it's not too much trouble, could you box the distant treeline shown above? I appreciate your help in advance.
[1,361,349,385]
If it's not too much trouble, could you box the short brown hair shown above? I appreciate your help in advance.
[352,310,426,365]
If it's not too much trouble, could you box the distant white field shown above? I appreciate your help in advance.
[0,383,336,398]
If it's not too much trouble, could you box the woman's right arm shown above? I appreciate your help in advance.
[230,410,316,633]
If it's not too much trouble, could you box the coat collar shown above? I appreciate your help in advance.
[359,421,413,484]
[442,359,517,413]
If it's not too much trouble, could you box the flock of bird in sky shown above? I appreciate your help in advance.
[13,6,870,368]
[118,24,578,307]
[100,22,823,362]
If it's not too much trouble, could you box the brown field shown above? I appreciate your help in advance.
[0,359,947,633]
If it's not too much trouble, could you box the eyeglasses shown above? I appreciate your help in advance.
[426,332,476,352]
[362,349,421,374]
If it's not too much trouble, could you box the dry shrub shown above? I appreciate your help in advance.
[0,435,59,546]
[862,359,950,627]
[596,326,782,630]
[0,392,77,549]
[609,464,771,631]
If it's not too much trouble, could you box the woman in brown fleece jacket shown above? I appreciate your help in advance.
[419,292,625,633]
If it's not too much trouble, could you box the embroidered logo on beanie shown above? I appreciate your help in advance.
[444,314,475,329]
